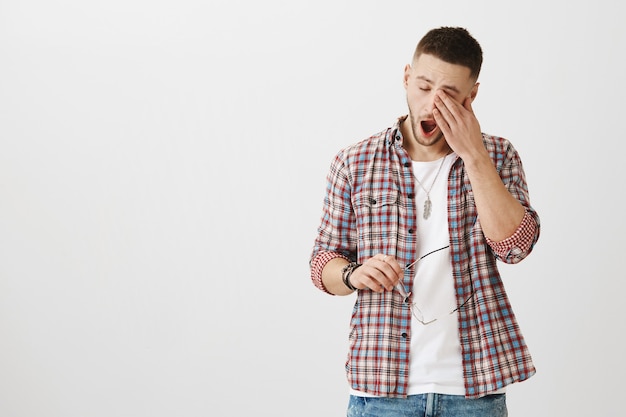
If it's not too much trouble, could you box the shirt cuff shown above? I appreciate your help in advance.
[485,211,537,262]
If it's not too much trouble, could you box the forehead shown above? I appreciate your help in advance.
[411,53,474,91]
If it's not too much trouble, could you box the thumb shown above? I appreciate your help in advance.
[463,96,474,113]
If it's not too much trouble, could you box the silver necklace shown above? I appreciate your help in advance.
[413,154,448,220]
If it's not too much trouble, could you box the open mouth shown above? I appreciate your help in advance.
[421,120,438,134]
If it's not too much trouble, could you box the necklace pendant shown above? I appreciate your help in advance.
[423,198,432,220]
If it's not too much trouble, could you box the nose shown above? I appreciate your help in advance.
[425,90,439,114]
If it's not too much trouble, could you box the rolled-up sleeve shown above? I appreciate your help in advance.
[486,210,540,263]
[483,137,541,264]
[309,152,357,294]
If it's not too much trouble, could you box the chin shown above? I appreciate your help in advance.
[418,130,443,147]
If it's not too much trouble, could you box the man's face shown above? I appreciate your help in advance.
[403,53,478,147]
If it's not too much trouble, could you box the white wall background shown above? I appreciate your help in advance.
[1,1,623,416]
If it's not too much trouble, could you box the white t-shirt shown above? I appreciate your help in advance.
[407,153,464,395]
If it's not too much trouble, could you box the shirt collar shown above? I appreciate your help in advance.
[388,115,409,148]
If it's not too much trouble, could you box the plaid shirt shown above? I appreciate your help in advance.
[309,116,540,399]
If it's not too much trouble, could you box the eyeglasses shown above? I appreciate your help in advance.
[395,245,475,325]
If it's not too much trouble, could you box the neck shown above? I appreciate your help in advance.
[412,145,451,162]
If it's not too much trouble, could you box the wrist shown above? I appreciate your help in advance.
[341,262,361,291]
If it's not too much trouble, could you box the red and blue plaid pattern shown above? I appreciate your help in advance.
[310,117,540,398]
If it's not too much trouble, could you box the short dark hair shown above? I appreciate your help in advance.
[413,27,483,80]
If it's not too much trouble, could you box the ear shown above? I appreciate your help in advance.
[403,64,412,89]
[468,82,480,102]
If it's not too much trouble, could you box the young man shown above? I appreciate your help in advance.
[309,27,540,416]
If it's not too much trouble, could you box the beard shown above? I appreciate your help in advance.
[407,107,445,147]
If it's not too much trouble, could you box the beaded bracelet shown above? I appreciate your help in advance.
[341,262,361,291]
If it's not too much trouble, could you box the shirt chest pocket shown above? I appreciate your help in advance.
[353,190,400,251]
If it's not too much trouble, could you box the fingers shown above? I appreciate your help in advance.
[433,107,450,137]
[433,91,482,155]
[380,254,404,277]
[435,90,466,113]
[351,254,403,293]
[433,93,456,136]
[434,92,456,120]
[434,91,476,124]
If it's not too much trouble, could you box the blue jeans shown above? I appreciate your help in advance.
[347,393,507,417]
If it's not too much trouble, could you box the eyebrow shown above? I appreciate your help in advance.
[416,75,462,95]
